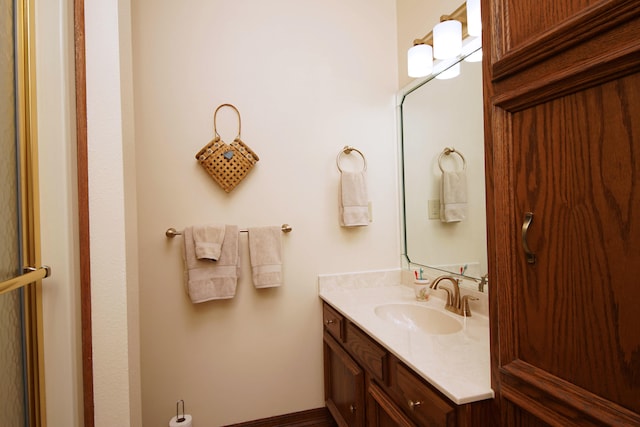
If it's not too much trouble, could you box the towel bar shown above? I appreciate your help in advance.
[438,147,467,172]
[166,224,292,238]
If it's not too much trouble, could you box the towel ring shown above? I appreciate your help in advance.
[438,147,467,173]
[336,146,367,172]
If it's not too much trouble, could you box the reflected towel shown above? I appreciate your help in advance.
[339,171,369,227]
[193,224,226,260]
[182,225,240,303]
[440,170,467,222]
[248,226,283,288]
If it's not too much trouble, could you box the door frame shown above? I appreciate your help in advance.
[72,1,94,426]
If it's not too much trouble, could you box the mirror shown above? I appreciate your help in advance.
[399,42,487,289]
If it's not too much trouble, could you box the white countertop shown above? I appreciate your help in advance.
[319,283,494,405]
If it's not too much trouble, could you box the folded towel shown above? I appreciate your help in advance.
[248,226,283,288]
[440,170,468,222]
[193,224,226,260]
[339,171,369,227]
[182,225,240,303]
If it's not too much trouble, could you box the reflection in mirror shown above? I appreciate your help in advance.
[399,45,487,290]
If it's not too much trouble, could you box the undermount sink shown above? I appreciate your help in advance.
[374,303,463,335]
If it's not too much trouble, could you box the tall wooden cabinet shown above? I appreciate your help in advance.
[483,0,640,425]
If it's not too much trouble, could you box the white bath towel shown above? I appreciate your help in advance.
[440,170,468,222]
[193,224,226,261]
[182,225,240,303]
[248,226,283,288]
[339,171,370,227]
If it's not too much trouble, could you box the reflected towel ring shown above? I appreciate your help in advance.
[336,145,367,172]
[438,147,467,173]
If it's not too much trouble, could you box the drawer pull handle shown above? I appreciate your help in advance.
[522,212,537,264]
[325,319,335,325]
[408,400,422,410]
[349,404,357,413]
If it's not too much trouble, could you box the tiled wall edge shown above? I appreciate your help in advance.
[317,268,402,293]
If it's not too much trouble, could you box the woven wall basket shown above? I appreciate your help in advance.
[195,104,259,193]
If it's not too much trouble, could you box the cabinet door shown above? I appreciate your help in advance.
[367,382,417,427]
[324,332,365,427]
[485,0,640,425]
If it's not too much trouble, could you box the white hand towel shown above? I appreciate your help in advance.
[182,225,240,303]
[193,224,226,260]
[339,171,370,227]
[248,226,282,288]
[440,170,468,222]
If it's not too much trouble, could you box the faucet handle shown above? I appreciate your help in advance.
[478,274,489,292]
[460,295,479,317]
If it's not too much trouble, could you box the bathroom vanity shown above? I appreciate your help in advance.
[319,278,493,426]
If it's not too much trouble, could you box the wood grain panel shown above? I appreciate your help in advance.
[324,332,365,427]
[345,323,388,384]
[395,363,456,427]
[511,73,640,414]
[501,360,640,425]
[494,0,640,79]
[484,0,640,424]
[504,0,594,49]
[73,1,94,426]
[323,303,345,342]
[223,408,337,427]
[367,382,417,427]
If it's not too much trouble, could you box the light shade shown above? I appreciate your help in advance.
[407,44,433,78]
[467,0,482,37]
[433,20,462,59]
[435,63,460,80]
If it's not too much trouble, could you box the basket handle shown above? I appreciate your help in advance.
[213,103,242,141]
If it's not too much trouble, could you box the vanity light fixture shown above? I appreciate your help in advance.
[433,19,462,59]
[408,43,433,78]
[466,0,482,37]
[408,2,470,78]
[435,63,461,80]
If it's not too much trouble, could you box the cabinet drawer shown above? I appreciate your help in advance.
[368,381,418,427]
[396,363,455,427]
[345,322,388,384]
[323,303,345,341]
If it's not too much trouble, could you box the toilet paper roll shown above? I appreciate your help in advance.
[169,414,192,427]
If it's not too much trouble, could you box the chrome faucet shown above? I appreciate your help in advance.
[430,275,478,317]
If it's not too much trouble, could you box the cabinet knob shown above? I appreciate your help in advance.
[325,319,335,325]
[349,404,357,413]
[407,400,422,410]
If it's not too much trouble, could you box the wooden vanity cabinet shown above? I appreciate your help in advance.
[322,302,490,427]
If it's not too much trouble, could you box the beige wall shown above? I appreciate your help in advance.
[85,1,142,426]
[33,0,449,425]
[131,1,399,426]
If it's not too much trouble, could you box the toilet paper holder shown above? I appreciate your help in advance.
[176,400,186,423]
